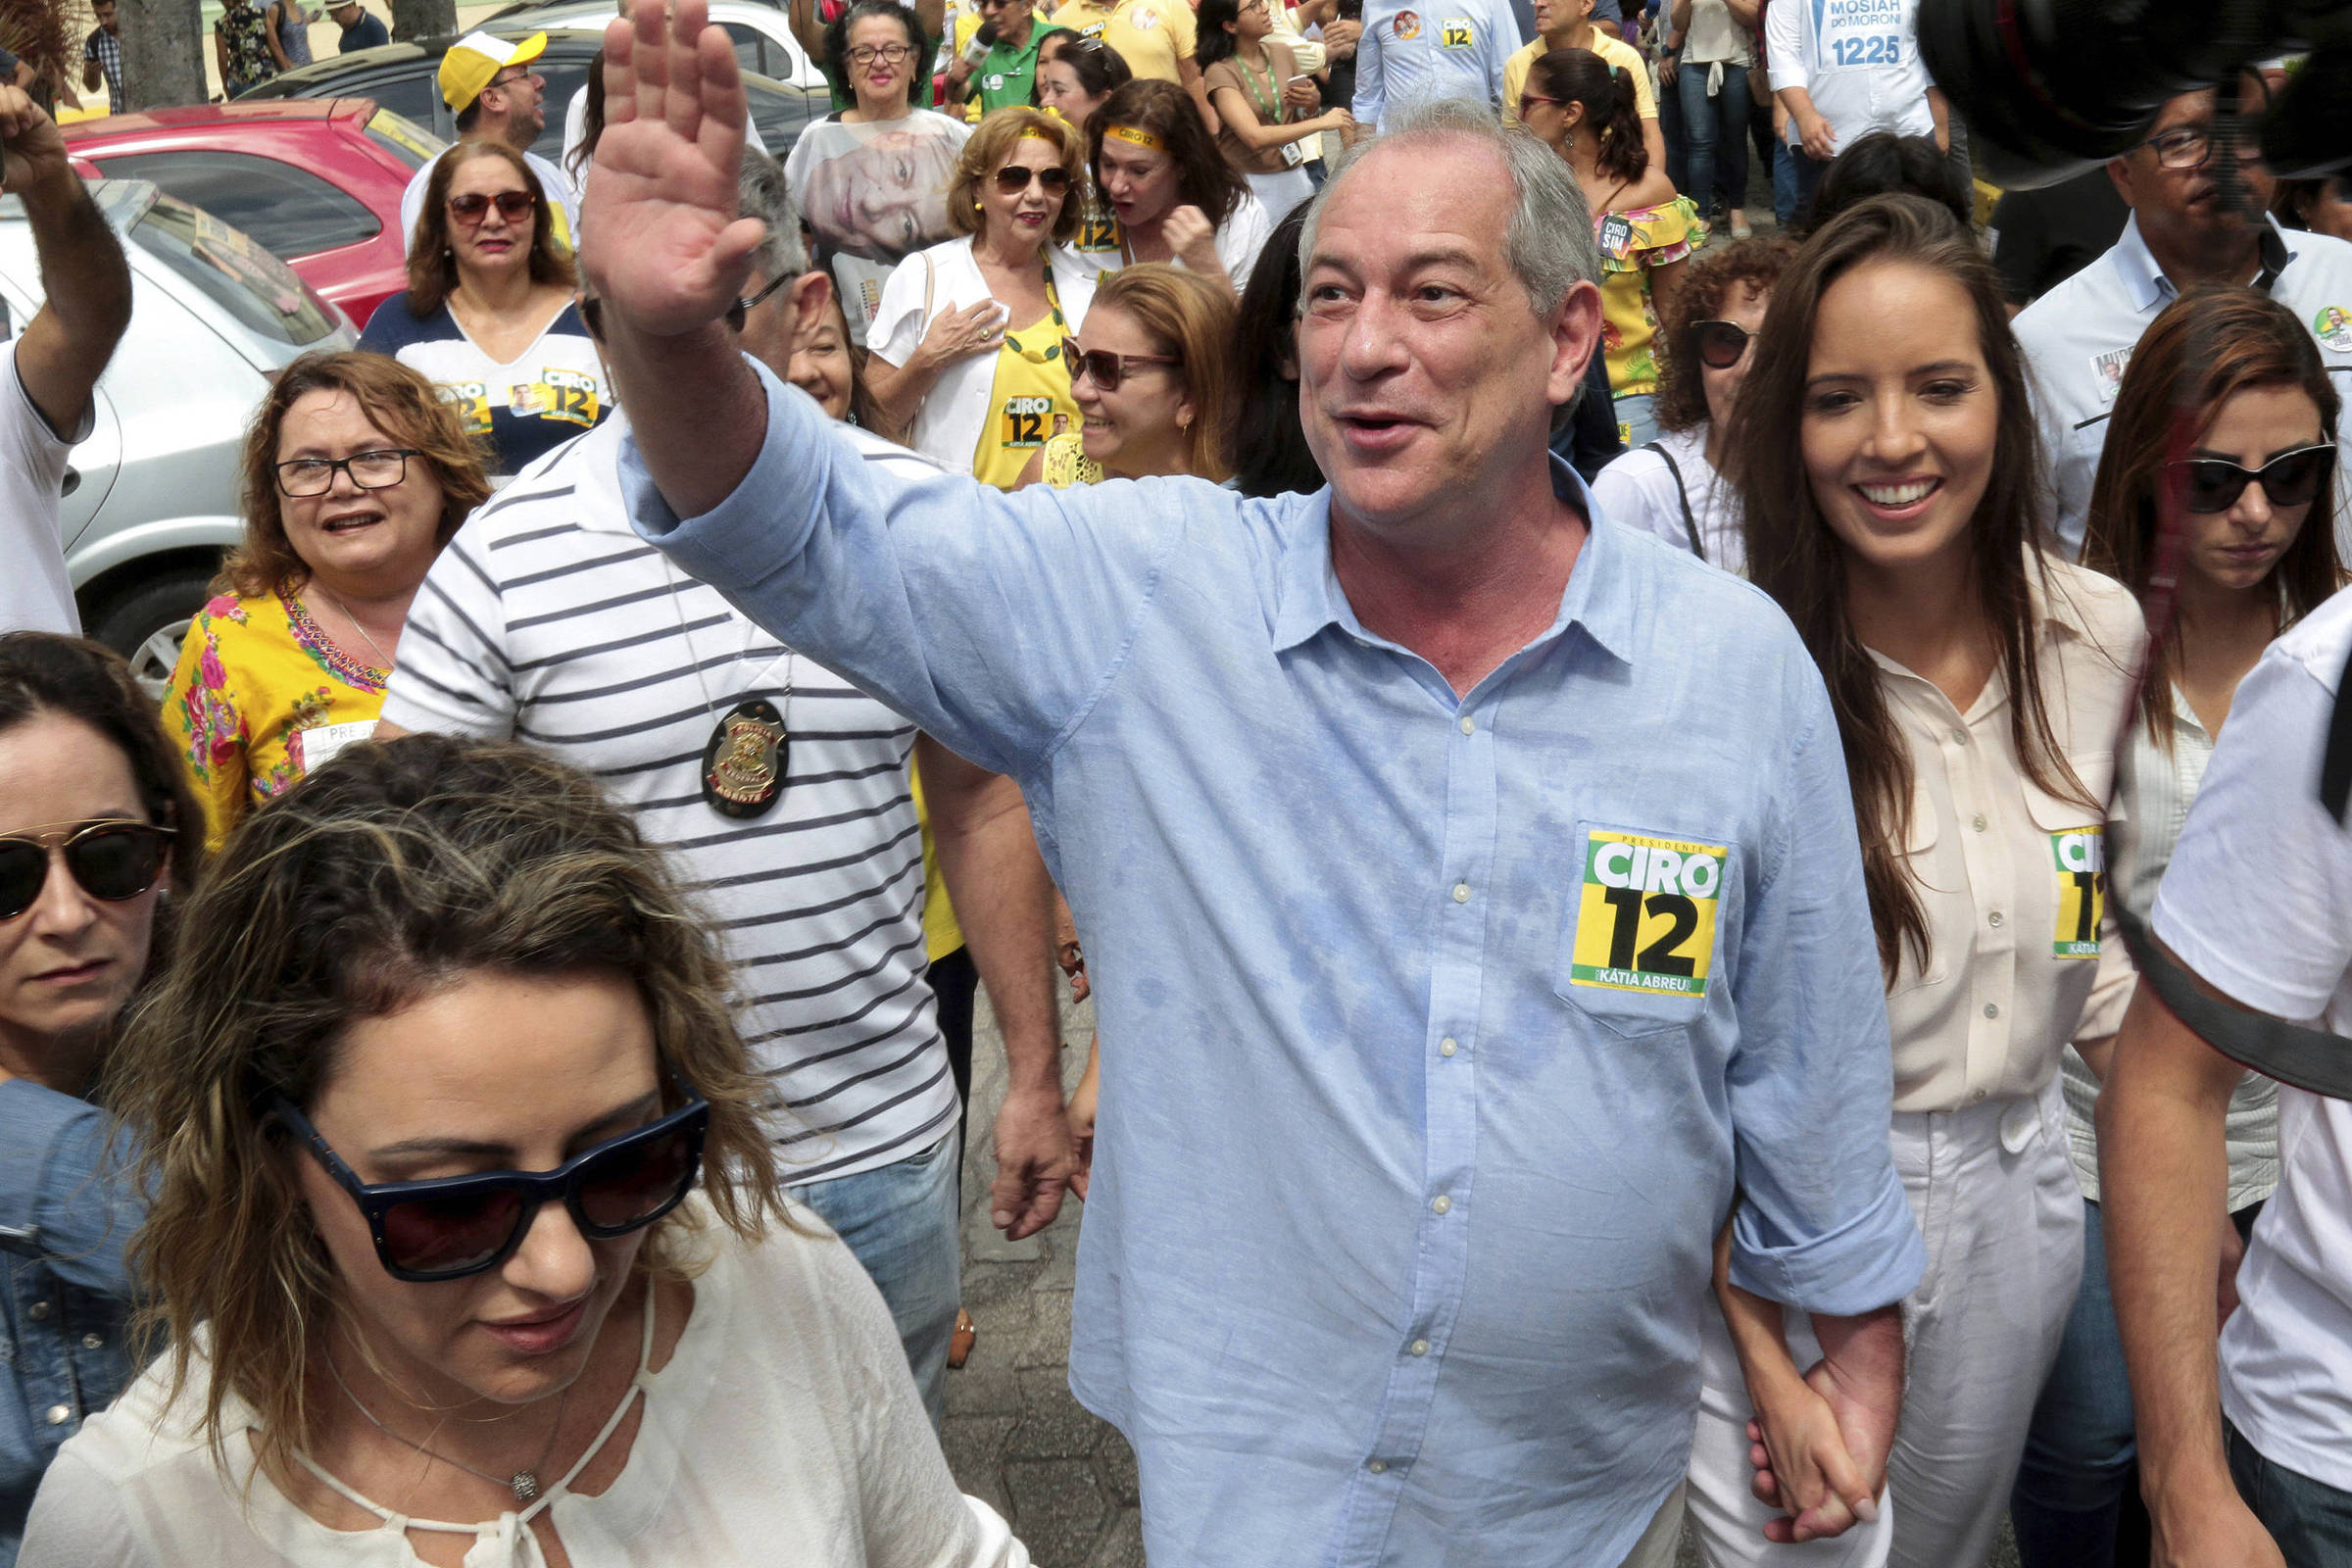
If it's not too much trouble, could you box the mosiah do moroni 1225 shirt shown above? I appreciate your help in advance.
[621,363,1925,1567]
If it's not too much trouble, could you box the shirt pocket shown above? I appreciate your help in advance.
[1552,819,1737,1040]
[2024,752,2115,964]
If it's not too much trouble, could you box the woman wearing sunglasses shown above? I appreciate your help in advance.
[2009,284,2342,1567]
[1015,263,1233,490]
[19,735,1028,1568]
[1681,196,2145,1568]
[163,353,491,852]
[360,141,609,485]
[0,633,198,1566]
[1592,236,1792,571]
[868,107,1099,486]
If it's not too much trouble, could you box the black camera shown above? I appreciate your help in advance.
[1917,0,2352,188]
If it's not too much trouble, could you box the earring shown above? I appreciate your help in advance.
[975,199,985,210]
[1563,129,1575,153]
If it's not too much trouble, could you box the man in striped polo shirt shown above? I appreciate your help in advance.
[375,156,1072,1428]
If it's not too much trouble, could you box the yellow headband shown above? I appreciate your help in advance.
[1105,123,1164,152]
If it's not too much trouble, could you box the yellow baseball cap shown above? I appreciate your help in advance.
[438,30,547,111]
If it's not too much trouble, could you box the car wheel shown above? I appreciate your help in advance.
[86,566,220,704]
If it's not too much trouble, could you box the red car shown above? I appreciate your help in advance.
[66,99,444,330]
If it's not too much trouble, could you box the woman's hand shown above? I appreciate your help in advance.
[915,298,1008,371]
[1164,205,1221,275]
[1744,1366,1873,1544]
[1318,107,1354,134]
[1066,1037,1100,1199]
[1282,74,1321,112]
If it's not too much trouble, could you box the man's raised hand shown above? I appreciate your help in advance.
[584,0,769,338]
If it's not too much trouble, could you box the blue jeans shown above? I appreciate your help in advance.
[2012,1198,2140,1568]
[1775,142,1827,226]
[790,1127,962,1432]
[2229,1420,2352,1564]
[1677,63,1751,220]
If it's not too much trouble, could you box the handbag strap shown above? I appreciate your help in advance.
[1643,440,1704,562]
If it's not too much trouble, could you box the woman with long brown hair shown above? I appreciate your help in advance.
[162,352,491,851]
[361,138,608,483]
[1083,78,1272,296]
[2009,284,2342,1568]
[1683,194,2145,1568]
[20,736,1028,1567]
[1015,262,1234,489]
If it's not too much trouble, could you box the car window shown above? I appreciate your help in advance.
[349,65,445,128]
[366,107,447,170]
[92,150,381,260]
[129,194,338,347]
[745,77,823,164]
[528,59,592,161]
[722,22,770,75]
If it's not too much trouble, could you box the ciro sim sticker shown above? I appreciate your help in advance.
[2050,825,2105,958]
[1571,829,1728,997]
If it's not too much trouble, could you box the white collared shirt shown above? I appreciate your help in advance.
[1764,0,1935,148]
[2014,213,2352,559]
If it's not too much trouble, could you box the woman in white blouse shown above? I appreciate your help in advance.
[1590,236,1792,571]
[2011,284,2343,1566]
[1081,78,1272,297]
[867,107,1098,486]
[20,736,1025,1568]
[1684,195,2146,1568]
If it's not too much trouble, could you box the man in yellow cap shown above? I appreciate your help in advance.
[397,31,580,253]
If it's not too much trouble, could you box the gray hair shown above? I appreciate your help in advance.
[738,148,808,285]
[1297,99,1597,320]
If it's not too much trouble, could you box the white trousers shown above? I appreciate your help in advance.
[1686,1079,2083,1568]
[1246,167,1314,226]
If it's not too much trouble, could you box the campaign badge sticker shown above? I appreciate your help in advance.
[1393,9,1420,38]
[1570,829,1728,998]
[1440,16,1472,45]
[2090,345,2132,404]
[2315,305,2352,354]
[2049,824,2105,958]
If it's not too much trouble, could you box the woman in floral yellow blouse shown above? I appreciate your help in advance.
[166,353,490,848]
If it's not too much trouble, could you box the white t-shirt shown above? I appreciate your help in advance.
[1589,423,1744,571]
[1763,0,1934,148]
[0,349,87,636]
[398,146,584,257]
[19,1201,1030,1567]
[869,237,1099,477]
[783,112,974,346]
[1065,188,1274,290]
[2148,580,2352,1494]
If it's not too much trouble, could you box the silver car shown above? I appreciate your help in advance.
[3,179,354,694]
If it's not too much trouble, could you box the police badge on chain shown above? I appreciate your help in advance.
[701,699,789,818]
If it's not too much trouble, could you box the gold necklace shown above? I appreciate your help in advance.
[328,1356,573,1506]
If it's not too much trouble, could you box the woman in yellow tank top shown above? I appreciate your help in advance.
[1015,262,1234,491]
[866,107,1102,488]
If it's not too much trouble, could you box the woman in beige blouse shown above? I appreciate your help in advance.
[1683,193,2148,1568]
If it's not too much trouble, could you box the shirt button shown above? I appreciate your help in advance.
[1409,1339,1431,1356]
[26,1300,52,1321]
[1367,1459,1389,1474]
[1969,1089,1987,1105]
[1458,715,1475,735]
[45,1405,70,1426]
[1952,727,1969,745]
[1984,1003,2000,1019]
[1973,814,1988,832]
[80,1333,105,1350]
[1440,1038,1458,1057]
[1450,882,1471,904]
[1988,911,2004,928]
[1431,1195,1452,1214]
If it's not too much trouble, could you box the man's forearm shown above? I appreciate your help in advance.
[24,172,130,348]
[602,316,765,520]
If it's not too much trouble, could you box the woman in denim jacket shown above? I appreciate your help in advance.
[0,633,199,1566]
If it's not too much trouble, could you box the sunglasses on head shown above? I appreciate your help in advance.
[448,190,535,225]
[1062,337,1179,391]
[276,1086,710,1282]
[1690,318,1755,370]
[994,165,1072,194]
[0,820,173,922]
[2171,443,2335,514]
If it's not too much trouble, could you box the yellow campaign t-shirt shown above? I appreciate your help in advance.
[1050,0,1119,39]
[909,758,967,962]
[1098,0,1198,81]
[1501,29,1654,123]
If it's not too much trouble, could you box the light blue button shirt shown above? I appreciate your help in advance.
[624,363,1925,1567]
[1351,0,1519,130]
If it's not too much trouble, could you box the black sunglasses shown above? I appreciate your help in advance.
[1690,318,1755,370]
[994,165,1071,195]
[1062,337,1180,391]
[2171,444,2335,514]
[276,1089,710,1282]
[0,820,174,922]
[448,190,535,225]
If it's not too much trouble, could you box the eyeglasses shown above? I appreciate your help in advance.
[0,820,174,921]
[1062,338,1180,390]
[276,1088,710,1282]
[275,448,420,497]
[994,165,1072,194]
[846,42,915,65]
[486,67,539,92]
[1517,93,1561,115]
[2170,444,2334,514]
[2133,124,2265,172]
[723,270,795,332]
[448,189,536,225]
[1690,318,1756,370]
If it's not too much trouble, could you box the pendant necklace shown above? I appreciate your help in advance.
[662,561,792,818]
[328,1355,572,1506]
[316,583,394,675]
